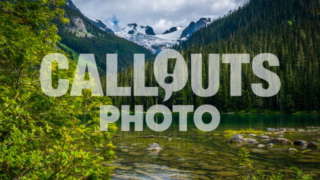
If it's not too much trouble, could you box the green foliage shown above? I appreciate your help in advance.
[238,147,255,180]
[291,167,313,180]
[237,148,316,180]
[270,171,283,180]
[0,0,116,179]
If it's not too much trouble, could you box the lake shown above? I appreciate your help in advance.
[111,114,320,180]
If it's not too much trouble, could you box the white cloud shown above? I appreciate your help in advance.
[72,0,249,34]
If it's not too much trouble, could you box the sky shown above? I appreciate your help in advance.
[72,0,249,34]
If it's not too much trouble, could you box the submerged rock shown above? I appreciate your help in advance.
[307,142,319,149]
[242,138,258,144]
[227,134,258,144]
[141,135,155,138]
[266,128,280,132]
[147,143,163,151]
[252,149,268,153]
[257,144,265,148]
[293,140,308,146]
[121,149,129,152]
[226,134,243,143]
[266,143,274,147]
[257,135,270,139]
[288,148,298,153]
[168,174,189,179]
[266,138,293,145]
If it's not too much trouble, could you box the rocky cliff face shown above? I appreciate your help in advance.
[65,0,114,34]
[180,17,212,39]
[65,17,94,38]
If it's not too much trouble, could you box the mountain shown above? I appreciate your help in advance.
[65,0,81,13]
[57,2,154,70]
[88,19,114,34]
[115,0,320,114]
[180,17,212,40]
[118,23,156,35]
[163,26,183,34]
[65,0,114,34]
[114,17,212,54]
[115,23,180,54]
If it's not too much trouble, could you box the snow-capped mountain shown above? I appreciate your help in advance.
[115,17,213,54]
[162,26,183,34]
[119,23,156,35]
[115,24,179,54]
[180,17,213,40]
[65,0,114,34]
[65,0,214,54]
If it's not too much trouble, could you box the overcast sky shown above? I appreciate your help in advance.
[72,0,249,34]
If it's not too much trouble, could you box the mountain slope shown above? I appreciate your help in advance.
[180,17,212,40]
[57,4,155,70]
[173,0,320,112]
[65,0,114,34]
[115,0,320,113]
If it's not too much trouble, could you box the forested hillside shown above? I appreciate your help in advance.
[57,5,155,70]
[113,0,320,113]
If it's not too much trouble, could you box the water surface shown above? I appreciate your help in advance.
[111,114,320,180]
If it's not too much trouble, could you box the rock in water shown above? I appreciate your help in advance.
[168,138,172,141]
[266,138,293,145]
[266,143,274,147]
[293,140,308,146]
[248,134,256,137]
[147,143,163,151]
[257,135,270,139]
[257,144,265,148]
[307,142,319,149]
[242,138,258,144]
[142,135,155,138]
[226,134,244,143]
[288,148,298,153]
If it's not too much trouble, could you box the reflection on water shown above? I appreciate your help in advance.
[111,114,320,180]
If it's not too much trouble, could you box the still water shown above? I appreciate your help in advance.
[111,114,320,180]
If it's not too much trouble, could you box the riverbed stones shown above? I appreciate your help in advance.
[248,134,256,137]
[121,149,129,152]
[288,148,298,153]
[147,143,163,151]
[266,138,293,145]
[266,143,274,147]
[293,140,308,146]
[257,135,270,139]
[168,138,172,141]
[258,144,265,148]
[168,174,189,179]
[226,134,243,143]
[128,152,145,156]
[141,135,155,138]
[242,138,258,144]
[307,142,319,149]
[226,134,259,144]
